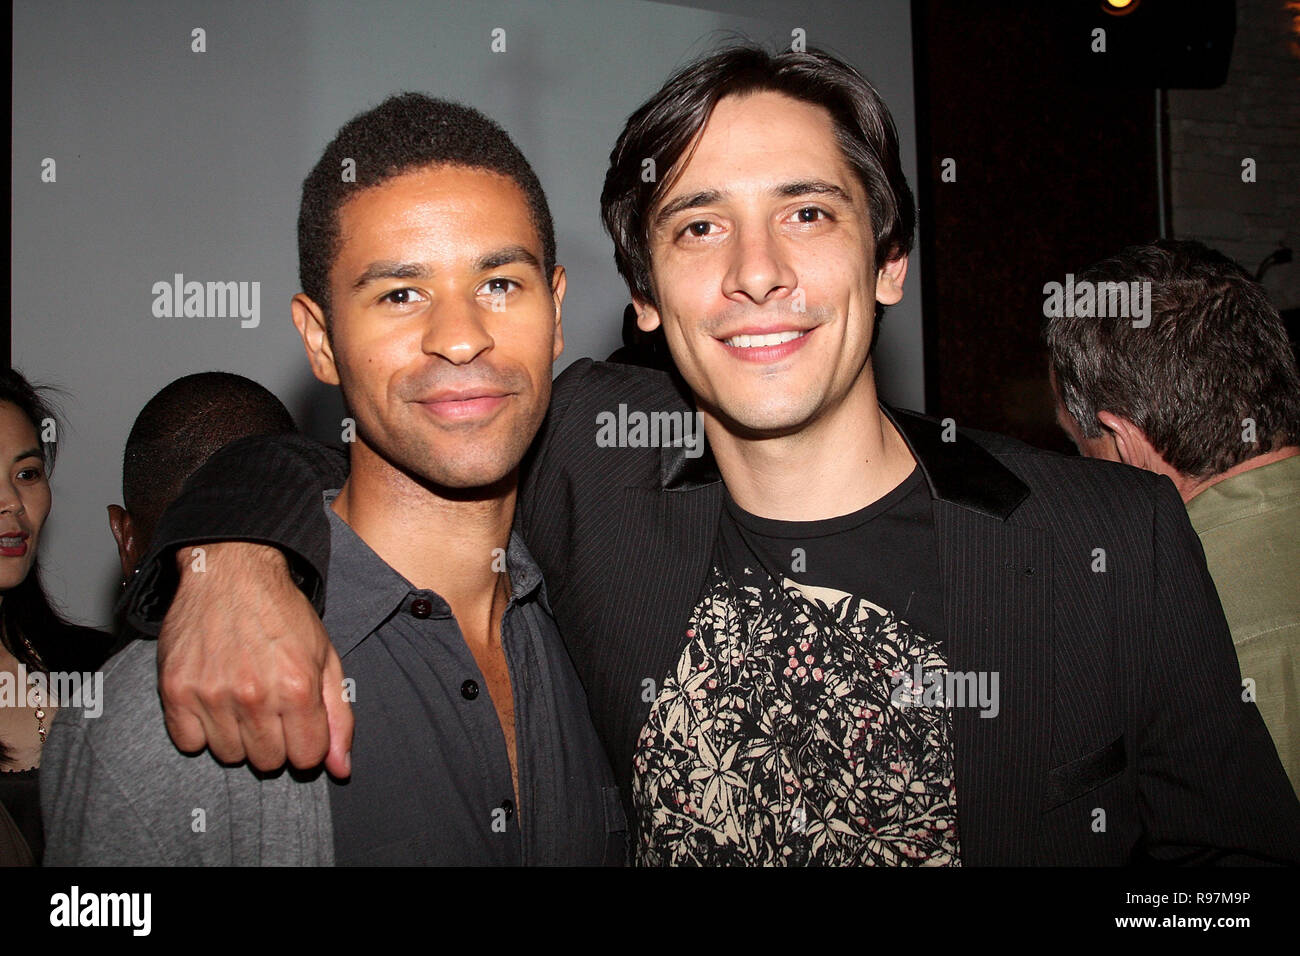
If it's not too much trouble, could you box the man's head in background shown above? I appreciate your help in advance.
[108,372,296,577]
[290,94,564,493]
[1045,238,1300,501]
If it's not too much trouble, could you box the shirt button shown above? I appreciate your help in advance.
[411,598,433,619]
[461,679,479,700]
[500,799,514,819]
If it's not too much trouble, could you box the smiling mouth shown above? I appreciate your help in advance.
[0,534,28,556]
[417,394,510,422]
[722,330,810,348]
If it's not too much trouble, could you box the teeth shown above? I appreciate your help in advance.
[725,330,806,348]
[0,537,22,546]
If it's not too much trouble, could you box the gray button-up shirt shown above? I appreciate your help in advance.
[321,493,624,865]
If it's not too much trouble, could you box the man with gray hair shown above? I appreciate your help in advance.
[1047,238,1300,794]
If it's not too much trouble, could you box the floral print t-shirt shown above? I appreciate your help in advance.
[632,466,961,866]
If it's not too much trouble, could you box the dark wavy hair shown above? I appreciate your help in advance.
[600,43,916,309]
[0,368,81,766]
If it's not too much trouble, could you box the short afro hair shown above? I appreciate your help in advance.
[298,93,556,315]
[123,372,296,548]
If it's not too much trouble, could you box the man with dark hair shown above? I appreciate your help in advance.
[42,94,622,865]
[107,371,297,579]
[1047,238,1300,794]
[601,45,913,301]
[296,91,556,319]
[122,46,1297,865]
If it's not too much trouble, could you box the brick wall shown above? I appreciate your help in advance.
[1168,0,1300,307]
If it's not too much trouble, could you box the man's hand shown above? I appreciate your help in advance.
[156,542,353,777]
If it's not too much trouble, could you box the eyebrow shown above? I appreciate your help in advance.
[652,190,723,231]
[13,448,42,464]
[351,261,433,292]
[474,245,541,273]
[776,179,855,204]
[652,180,855,231]
[350,246,543,292]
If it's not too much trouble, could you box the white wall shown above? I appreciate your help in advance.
[12,0,920,627]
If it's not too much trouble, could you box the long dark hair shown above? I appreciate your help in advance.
[0,368,79,766]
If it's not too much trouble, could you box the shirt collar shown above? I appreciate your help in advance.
[1185,454,1300,534]
[321,491,549,657]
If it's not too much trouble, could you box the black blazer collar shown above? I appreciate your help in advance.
[881,405,1030,521]
[660,402,1030,521]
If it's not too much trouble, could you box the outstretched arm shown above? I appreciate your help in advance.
[123,432,351,775]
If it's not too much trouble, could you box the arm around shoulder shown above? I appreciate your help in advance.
[125,432,347,635]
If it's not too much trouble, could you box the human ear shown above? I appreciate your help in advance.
[291,294,340,386]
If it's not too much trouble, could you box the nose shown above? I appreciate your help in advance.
[420,291,495,365]
[722,223,798,306]
[0,480,23,517]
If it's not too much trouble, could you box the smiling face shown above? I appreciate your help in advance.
[636,91,906,437]
[293,164,564,491]
[0,402,51,596]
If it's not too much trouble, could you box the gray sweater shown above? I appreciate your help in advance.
[40,638,333,866]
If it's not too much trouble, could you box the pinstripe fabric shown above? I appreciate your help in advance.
[521,360,1300,864]
[127,433,349,631]
[936,505,1053,865]
[132,358,1300,864]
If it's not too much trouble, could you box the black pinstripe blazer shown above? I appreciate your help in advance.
[131,357,1300,865]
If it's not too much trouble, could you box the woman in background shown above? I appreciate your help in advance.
[0,368,113,865]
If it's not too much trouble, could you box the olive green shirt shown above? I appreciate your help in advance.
[1186,455,1300,796]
